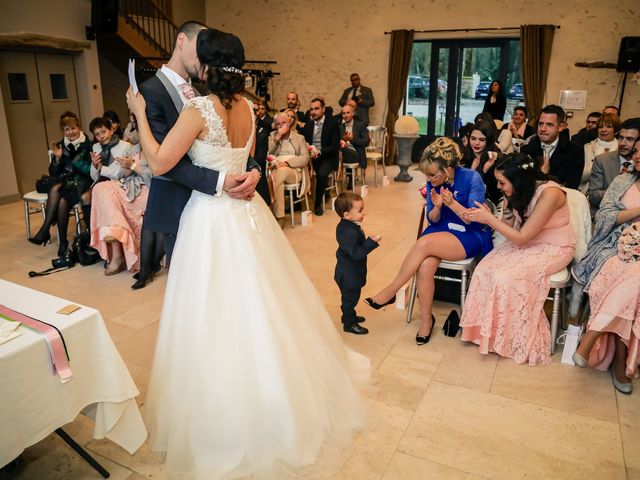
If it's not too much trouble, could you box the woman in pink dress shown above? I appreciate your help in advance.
[459,153,576,365]
[572,139,640,394]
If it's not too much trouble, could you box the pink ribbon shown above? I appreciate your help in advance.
[0,305,73,383]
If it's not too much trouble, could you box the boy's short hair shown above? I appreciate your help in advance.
[335,192,362,218]
[89,116,112,133]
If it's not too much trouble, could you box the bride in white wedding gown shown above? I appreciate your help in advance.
[127,29,371,479]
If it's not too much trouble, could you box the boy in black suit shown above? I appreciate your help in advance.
[334,192,381,335]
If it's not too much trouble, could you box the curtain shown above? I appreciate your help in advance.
[520,25,556,125]
[384,29,414,163]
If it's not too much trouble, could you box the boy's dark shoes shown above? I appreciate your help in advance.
[356,315,366,323]
[343,323,369,335]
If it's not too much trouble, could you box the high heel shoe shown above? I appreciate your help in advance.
[364,295,396,310]
[610,367,633,394]
[28,232,51,247]
[416,314,436,345]
[131,269,158,290]
[572,351,588,368]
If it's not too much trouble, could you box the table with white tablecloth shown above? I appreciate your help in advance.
[0,279,147,468]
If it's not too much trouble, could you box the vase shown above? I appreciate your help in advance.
[393,134,418,182]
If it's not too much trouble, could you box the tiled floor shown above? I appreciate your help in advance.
[1,165,635,479]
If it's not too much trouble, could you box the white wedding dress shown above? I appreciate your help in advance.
[143,96,371,479]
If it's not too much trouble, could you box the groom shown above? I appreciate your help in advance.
[138,21,260,270]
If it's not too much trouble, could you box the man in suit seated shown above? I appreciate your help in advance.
[280,91,307,131]
[589,117,640,216]
[339,73,375,126]
[571,111,601,147]
[339,104,369,190]
[521,104,584,189]
[303,98,340,216]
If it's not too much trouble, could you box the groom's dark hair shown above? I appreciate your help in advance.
[173,21,207,49]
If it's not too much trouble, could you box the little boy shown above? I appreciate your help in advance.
[334,192,381,335]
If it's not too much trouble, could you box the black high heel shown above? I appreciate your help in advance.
[416,314,436,345]
[28,232,51,247]
[364,295,396,310]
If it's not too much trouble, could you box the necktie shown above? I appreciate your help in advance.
[180,83,197,100]
[622,161,633,173]
[541,144,552,174]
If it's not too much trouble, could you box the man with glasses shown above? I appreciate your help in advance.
[589,117,640,216]
[338,73,375,126]
[571,111,601,147]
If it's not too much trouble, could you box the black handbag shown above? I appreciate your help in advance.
[72,231,100,266]
[35,175,60,194]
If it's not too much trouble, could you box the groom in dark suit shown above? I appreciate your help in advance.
[137,21,260,283]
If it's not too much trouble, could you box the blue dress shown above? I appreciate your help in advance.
[422,167,493,258]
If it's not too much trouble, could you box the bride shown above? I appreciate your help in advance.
[126,28,371,479]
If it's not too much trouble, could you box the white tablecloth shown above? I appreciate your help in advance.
[0,279,147,467]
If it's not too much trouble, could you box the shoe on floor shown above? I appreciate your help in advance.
[343,323,368,335]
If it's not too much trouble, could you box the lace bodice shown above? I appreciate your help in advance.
[184,96,254,174]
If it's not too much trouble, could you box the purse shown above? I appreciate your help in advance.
[72,231,100,266]
[35,175,60,194]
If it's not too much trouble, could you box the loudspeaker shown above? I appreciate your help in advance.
[617,37,640,73]
[91,0,119,34]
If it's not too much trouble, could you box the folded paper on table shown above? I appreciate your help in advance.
[0,317,22,345]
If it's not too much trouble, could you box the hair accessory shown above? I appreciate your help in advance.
[220,66,243,74]
[520,162,534,170]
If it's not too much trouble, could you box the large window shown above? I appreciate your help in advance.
[405,38,524,139]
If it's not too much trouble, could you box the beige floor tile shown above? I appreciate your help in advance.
[382,452,487,480]
[12,433,133,480]
[114,323,159,369]
[85,440,169,479]
[431,340,498,393]
[398,381,626,480]
[617,388,640,470]
[490,354,619,422]
[628,467,640,479]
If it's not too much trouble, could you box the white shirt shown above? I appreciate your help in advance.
[541,136,560,158]
[161,65,225,196]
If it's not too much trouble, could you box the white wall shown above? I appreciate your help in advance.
[208,0,640,131]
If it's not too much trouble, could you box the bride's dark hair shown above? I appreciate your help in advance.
[196,28,245,109]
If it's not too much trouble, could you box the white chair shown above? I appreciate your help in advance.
[547,188,592,354]
[284,181,310,228]
[22,191,48,239]
[340,152,365,192]
[366,126,387,187]
[322,170,340,212]
[405,205,480,323]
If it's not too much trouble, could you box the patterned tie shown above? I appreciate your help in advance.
[622,161,633,173]
[541,144,552,174]
[180,83,197,100]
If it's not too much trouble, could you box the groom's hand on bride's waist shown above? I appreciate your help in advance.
[224,170,260,200]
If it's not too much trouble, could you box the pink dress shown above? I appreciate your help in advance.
[585,185,640,377]
[90,180,148,271]
[460,182,576,366]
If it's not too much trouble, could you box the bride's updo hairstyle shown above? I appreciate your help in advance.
[196,28,245,109]
[419,137,461,174]
[495,152,550,222]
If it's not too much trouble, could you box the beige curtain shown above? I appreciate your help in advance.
[520,25,556,125]
[384,29,414,163]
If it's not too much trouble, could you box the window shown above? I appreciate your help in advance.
[49,74,68,100]
[7,73,29,101]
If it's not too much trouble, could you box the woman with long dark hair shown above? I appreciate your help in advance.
[127,28,371,479]
[459,153,576,365]
[482,79,507,121]
[462,120,502,204]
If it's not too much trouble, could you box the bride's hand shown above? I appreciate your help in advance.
[126,87,146,117]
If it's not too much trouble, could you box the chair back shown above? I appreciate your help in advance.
[367,126,387,159]
[561,187,592,263]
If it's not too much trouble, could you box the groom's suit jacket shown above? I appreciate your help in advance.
[139,72,259,233]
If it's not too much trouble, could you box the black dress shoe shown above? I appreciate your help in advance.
[416,315,436,345]
[356,315,366,323]
[57,241,69,258]
[343,323,369,335]
[314,207,324,216]
[364,295,396,310]
[131,269,158,290]
[133,265,160,281]
[28,232,51,247]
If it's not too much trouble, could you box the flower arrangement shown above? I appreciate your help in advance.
[394,115,420,135]
[308,145,320,159]
[618,222,640,263]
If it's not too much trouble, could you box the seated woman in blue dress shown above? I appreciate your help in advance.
[365,137,493,344]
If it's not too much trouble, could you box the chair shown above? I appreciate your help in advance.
[547,188,592,354]
[322,169,340,212]
[366,126,387,187]
[340,152,365,192]
[284,181,310,228]
[405,205,479,324]
[22,191,48,239]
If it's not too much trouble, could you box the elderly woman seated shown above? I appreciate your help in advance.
[267,110,311,227]
[89,116,151,275]
[571,139,640,394]
[580,112,620,195]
